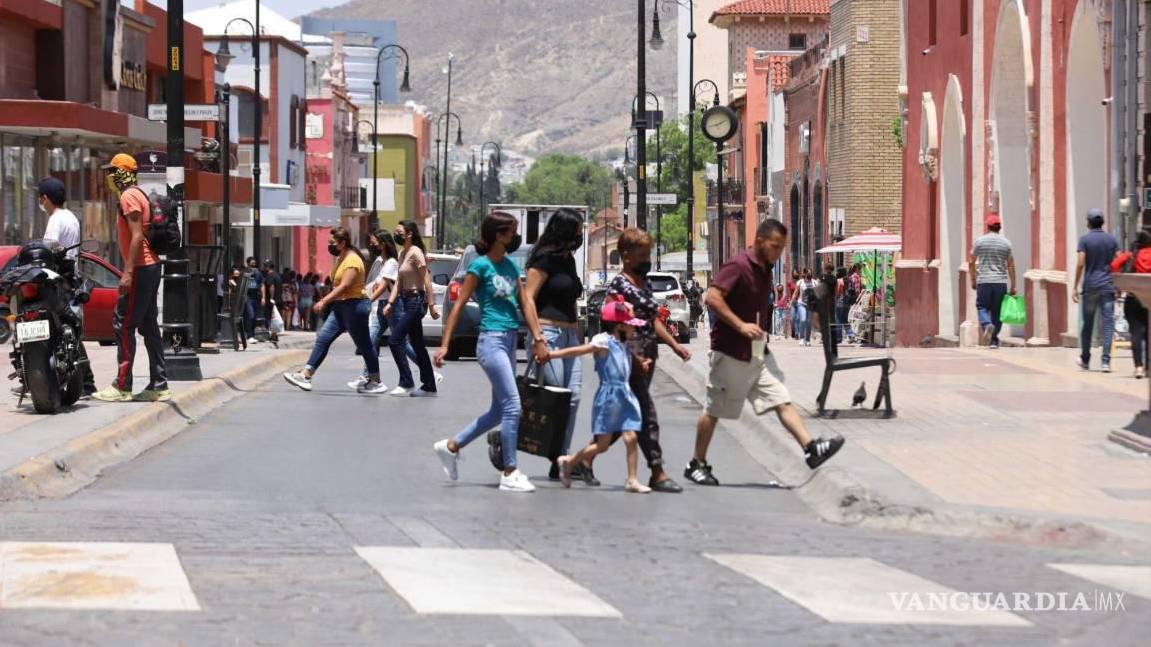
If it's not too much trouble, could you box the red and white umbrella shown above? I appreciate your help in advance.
[816,227,901,254]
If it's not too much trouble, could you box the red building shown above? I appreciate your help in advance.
[898,0,1116,348]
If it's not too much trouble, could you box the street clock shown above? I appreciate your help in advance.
[701,105,738,144]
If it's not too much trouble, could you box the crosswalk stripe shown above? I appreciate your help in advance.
[1047,564,1151,600]
[0,542,200,611]
[704,553,1031,626]
[355,546,621,617]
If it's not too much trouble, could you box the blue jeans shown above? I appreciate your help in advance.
[976,283,1008,345]
[795,304,810,342]
[389,293,436,390]
[305,299,378,376]
[453,330,521,469]
[790,302,800,338]
[243,296,260,338]
[363,301,417,376]
[1080,290,1116,365]
[539,325,582,455]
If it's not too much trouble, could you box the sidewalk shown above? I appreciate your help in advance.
[659,329,1151,548]
[0,333,312,497]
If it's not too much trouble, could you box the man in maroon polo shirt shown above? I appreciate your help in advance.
[684,219,844,486]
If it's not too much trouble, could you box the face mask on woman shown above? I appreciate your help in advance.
[633,261,652,277]
[327,243,341,257]
[393,233,406,246]
[505,234,522,254]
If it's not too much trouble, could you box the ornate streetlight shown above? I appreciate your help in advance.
[371,43,412,231]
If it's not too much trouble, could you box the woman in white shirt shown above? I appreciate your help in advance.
[789,269,817,347]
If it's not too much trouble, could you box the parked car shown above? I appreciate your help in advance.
[440,244,532,360]
[583,287,608,337]
[646,271,692,344]
[0,245,121,345]
[421,252,461,345]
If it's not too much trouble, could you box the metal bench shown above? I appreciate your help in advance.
[812,279,895,418]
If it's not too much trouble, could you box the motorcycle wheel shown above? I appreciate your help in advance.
[0,307,10,345]
[23,343,61,415]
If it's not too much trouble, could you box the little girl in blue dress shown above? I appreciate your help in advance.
[547,296,652,493]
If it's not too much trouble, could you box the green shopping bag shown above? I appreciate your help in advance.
[999,293,1026,326]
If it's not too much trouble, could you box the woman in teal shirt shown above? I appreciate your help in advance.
[433,212,535,492]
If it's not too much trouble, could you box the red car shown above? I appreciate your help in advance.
[0,245,122,344]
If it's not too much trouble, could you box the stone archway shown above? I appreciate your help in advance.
[938,76,967,337]
[1064,2,1108,340]
[989,0,1034,338]
[812,180,824,256]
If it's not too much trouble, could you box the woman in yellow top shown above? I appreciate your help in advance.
[284,227,386,394]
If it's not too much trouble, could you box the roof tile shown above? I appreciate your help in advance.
[713,0,830,17]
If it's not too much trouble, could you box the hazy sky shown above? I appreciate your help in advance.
[150,0,343,21]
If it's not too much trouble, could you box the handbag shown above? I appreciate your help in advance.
[999,293,1027,326]
[487,359,573,469]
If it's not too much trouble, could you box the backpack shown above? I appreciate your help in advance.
[802,281,817,308]
[125,187,182,255]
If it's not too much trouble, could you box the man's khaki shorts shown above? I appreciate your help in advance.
[704,350,791,419]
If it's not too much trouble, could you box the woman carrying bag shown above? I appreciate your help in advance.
[432,212,535,493]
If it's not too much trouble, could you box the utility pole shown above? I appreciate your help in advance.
[439,54,454,249]
[635,0,647,230]
[685,4,696,280]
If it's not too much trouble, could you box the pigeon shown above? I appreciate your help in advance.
[851,382,867,408]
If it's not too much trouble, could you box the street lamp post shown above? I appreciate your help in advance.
[478,141,502,218]
[438,111,462,247]
[693,78,721,269]
[624,135,638,229]
[371,43,412,232]
[633,91,663,267]
[635,0,648,230]
[217,83,238,350]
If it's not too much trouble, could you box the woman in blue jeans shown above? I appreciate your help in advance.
[521,208,586,482]
[283,227,384,394]
[433,212,535,492]
[382,220,440,396]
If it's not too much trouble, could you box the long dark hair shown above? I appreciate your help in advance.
[399,220,426,253]
[370,228,398,261]
[331,226,365,265]
[528,208,583,265]
[475,211,518,256]
[1135,229,1151,250]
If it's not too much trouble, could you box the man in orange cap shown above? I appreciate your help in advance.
[91,153,169,403]
[968,213,1016,349]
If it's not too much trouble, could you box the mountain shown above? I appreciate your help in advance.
[306,0,678,158]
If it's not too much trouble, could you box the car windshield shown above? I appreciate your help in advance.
[648,276,679,293]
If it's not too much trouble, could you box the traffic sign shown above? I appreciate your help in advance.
[1144,187,1151,210]
[628,193,678,206]
[148,104,221,121]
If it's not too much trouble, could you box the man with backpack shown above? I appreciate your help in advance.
[92,153,169,403]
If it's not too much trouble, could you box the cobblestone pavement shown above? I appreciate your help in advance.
[1,342,1148,645]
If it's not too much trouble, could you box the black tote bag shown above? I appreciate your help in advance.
[487,359,573,469]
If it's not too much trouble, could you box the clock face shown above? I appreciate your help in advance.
[702,106,737,143]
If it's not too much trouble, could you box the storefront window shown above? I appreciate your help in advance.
[0,135,42,247]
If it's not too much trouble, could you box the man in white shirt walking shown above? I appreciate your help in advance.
[968,213,1016,349]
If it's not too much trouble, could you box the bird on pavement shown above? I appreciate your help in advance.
[851,382,867,408]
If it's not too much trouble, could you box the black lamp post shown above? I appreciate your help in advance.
[478,141,502,218]
[371,43,412,232]
[693,78,721,271]
[633,91,663,264]
[634,0,649,231]
[216,82,238,350]
[438,110,463,248]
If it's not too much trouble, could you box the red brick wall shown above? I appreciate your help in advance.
[0,20,37,100]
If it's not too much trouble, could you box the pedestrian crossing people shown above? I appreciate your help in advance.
[383,220,441,397]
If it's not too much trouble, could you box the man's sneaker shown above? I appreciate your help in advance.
[283,372,313,392]
[248,337,258,344]
[347,376,369,390]
[410,387,438,398]
[499,469,535,492]
[1076,358,1090,371]
[91,386,133,402]
[133,388,172,403]
[433,439,459,481]
[1101,362,1112,373]
[684,458,719,486]
[980,324,994,346]
[356,380,388,395]
[388,386,410,397]
[435,372,445,385]
[805,436,845,470]
[572,462,601,486]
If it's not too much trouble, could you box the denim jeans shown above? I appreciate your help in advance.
[795,304,811,342]
[305,299,378,375]
[1126,296,1148,370]
[790,302,800,338]
[243,296,260,339]
[389,293,436,390]
[363,301,416,376]
[772,308,786,337]
[976,283,1008,344]
[453,330,520,469]
[1080,289,1116,365]
[539,325,582,454]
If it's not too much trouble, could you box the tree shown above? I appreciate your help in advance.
[505,154,614,208]
[640,114,716,253]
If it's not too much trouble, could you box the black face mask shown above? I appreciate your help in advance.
[393,233,406,245]
[327,243,341,257]
[634,261,652,277]
[505,234,522,254]
[368,244,381,256]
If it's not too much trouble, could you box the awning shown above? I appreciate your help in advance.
[817,227,902,254]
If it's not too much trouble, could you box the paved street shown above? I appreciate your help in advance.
[1,340,1149,645]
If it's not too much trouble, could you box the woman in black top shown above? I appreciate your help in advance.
[603,228,692,492]
[522,208,588,481]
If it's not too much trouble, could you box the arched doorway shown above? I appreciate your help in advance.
[790,184,800,272]
[1065,2,1107,340]
[801,177,810,269]
[812,180,825,258]
[989,0,1034,338]
[938,76,966,337]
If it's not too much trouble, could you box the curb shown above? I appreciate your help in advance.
[657,357,1145,552]
[0,348,308,501]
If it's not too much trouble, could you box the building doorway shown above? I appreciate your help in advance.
[938,76,967,337]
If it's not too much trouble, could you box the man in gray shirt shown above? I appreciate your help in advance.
[968,213,1016,349]
[1073,208,1119,372]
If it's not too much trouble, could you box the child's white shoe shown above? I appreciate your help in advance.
[625,479,652,494]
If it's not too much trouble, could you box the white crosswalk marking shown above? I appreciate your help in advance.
[1047,564,1151,600]
[0,542,200,611]
[355,546,621,617]
[704,554,1031,626]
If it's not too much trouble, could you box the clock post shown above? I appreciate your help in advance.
[701,104,739,270]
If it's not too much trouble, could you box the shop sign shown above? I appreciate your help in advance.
[134,151,167,174]
[122,61,147,92]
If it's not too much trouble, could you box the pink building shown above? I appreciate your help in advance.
[298,90,362,277]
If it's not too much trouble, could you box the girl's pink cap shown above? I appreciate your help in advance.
[600,295,647,327]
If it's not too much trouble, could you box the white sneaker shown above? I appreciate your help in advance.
[499,469,535,492]
[410,387,438,398]
[435,372,445,385]
[283,371,312,392]
[433,439,459,480]
[388,386,410,397]
[357,380,388,395]
[248,337,259,344]
[347,376,369,390]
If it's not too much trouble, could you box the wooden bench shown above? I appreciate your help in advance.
[812,278,895,418]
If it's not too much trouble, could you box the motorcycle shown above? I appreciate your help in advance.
[2,240,96,414]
